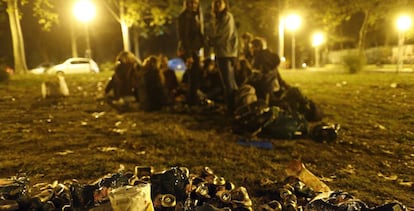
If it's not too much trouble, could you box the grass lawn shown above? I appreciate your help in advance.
[0,69,413,209]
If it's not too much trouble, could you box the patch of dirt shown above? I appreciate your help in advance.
[0,72,413,210]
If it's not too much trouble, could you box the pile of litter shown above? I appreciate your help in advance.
[0,162,408,211]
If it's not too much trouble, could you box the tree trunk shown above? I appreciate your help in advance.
[120,20,130,52]
[358,10,369,56]
[7,0,28,74]
[120,0,131,51]
[132,27,141,60]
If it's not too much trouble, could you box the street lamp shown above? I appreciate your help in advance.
[396,15,412,73]
[278,16,285,64]
[73,0,96,59]
[312,32,325,68]
[285,13,301,70]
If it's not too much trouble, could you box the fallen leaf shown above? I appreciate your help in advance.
[92,112,105,119]
[319,176,334,182]
[381,150,394,155]
[340,164,356,175]
[397,179,413,187]
[377,172,398,181]
[112,128,127,134]
[375,123,386,130]
[56,150,74,156]
[98,147,124,152]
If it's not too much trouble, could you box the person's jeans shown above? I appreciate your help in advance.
[216,57,238,110]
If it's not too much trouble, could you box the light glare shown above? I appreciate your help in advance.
[312,32,324,47]
[396,15,412,32]
[73,0,96,23]
[285,14,301,31]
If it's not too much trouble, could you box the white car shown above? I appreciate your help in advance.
[29,62,54,74]
[46,58,99,74]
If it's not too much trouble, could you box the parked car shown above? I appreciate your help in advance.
[46,58,99,74]
[29,62,54,74]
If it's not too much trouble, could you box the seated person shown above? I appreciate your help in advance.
[235,58,253,87]
[249,37,289,104]
[249,37,323,122]
[159,55,179,105]
[105,51,141,102]
[137,55,167,111]
[200,58,223,102]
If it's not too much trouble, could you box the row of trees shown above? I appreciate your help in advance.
[1,0,413,74]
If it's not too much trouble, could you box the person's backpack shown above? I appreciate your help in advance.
[232,99,308,139]
[232,100,273,137]
[261,106,308,139]
[277,87,323,122]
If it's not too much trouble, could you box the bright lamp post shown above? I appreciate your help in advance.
[285,13,301,70]
[278,16,285,64]
[73,0,96,59]
[312,32,325,68]
[396,15,412,72]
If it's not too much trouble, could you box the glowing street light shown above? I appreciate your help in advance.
[312,32,325,68]
[285,13,301,70]
[396,15,412,73]
[73,0,96,58]
[278,16,285,64]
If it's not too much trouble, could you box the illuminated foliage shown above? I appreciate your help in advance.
[103,0,181,56]
[32,0,59,31]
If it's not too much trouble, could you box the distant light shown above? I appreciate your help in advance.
[312,32,325,47]
[302,63,307,68]
[280,56,286,62]
[396,15,412,32]
[285,13,301,31]
[73,0,96,23]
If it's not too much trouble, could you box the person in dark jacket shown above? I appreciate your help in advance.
[209,0,239,111]
[177,0,205,106]
[250,37,323,122]
[159,55,179,105]
[137,55,167,111]
[200,58,223,102]
[105,51,141,102]
[249,37,289,104]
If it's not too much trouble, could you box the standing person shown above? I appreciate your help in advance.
[209,0,239,112]
[177,0,205,106]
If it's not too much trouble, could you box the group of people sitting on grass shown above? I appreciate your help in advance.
[103,35,286,110]
[103,34,339,142]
